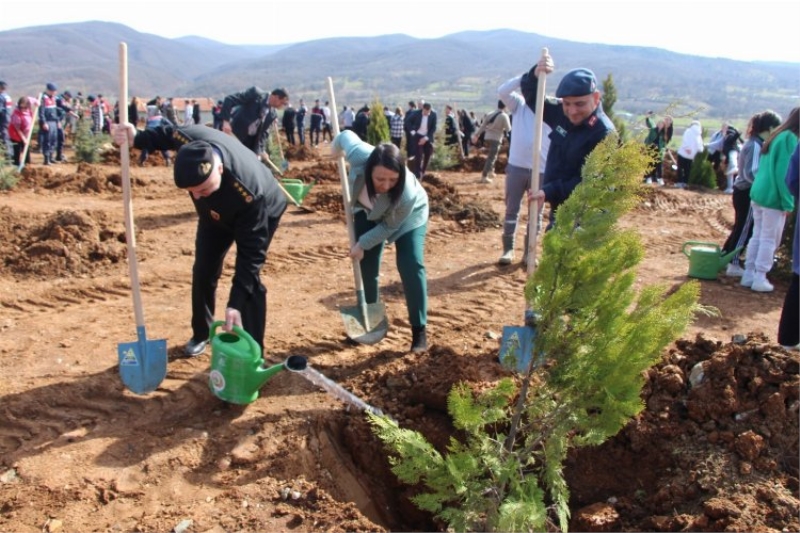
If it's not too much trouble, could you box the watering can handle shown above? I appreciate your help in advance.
[209,321,261,356]
[681,241,719,257]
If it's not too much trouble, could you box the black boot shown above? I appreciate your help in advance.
[411,326,427,353]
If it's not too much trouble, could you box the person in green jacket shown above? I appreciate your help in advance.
[643,111,673,186]
[332,130,430,352]
[742,106,799,292]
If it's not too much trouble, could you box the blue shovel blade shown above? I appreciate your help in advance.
[499,325,541,373]
[118,327,168,394]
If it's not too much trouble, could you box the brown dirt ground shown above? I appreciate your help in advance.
[0,141,797,533]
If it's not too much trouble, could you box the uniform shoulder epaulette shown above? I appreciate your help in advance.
[172,129,193,147]
[232,178,255,204]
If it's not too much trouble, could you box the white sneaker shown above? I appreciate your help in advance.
[725,264,745,277]
[723,188,734,194]
[751,277,774,293]
[657,178,665,186]
[645,177,653,185]
[480,176,493,184]
[740,271,755,288]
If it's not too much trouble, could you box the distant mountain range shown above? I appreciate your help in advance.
[1,21,797,120]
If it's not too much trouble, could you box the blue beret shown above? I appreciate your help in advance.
[174,141,215,188]
[46,82,58,91]
[556,68,597,98]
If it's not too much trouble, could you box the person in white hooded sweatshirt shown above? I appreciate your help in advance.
[676,120,704,188]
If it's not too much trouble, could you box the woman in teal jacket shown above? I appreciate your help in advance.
[333,130,430,352]
[743,106,799,292]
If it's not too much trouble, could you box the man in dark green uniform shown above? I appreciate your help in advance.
[114,123,287,356]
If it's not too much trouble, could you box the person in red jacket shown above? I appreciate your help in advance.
[9,96,36,167]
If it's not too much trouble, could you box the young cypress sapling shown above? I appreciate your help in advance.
[369,136,711,533]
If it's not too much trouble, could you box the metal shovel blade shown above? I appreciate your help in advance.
[118,327,168,394]
[340,301,388,345]
[499,325,542,373]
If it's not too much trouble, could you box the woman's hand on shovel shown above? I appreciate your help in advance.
[348,243,365,261]
[224,307,243,333]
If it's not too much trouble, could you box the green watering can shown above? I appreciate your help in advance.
[280,178,315,205]
[681,241,741,280]
[208,321,307,405]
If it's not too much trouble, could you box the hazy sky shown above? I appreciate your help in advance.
[4,0,800,63]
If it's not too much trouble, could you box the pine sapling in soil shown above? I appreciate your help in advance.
[369,136,713,532]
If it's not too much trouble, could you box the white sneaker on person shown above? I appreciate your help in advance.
[723,188,734,194]
[645,177,653,185]
[740,270,755,288]
[751,275,774,293]
[725,264,745,277]
[657,178,665,186]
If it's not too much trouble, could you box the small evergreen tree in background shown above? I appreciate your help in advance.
[0,148,19,190]
[429,129,460,171]
[370,136,709,532]
[367,99,389,146]
[689,149,717,189]
[73,118,108,164]
[602,74,627,141]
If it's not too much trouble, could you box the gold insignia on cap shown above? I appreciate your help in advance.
[210,210,220,221]
[199,161,212,176]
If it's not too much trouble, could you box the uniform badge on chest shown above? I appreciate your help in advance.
[210,210,220,221]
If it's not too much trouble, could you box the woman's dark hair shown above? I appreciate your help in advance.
[364,142,406,205]
[747,110,782,138]
[762,106,799,155]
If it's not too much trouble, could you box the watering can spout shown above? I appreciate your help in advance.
[253,355,308,389]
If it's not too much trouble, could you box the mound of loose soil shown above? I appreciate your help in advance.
[0,206,127,278]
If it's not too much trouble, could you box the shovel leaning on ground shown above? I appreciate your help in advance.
[327,76,388,344]
[499,48,549,373]
[116,42,168,394]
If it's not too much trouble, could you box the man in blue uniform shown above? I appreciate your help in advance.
[0,81,12,161]
[295,98,307,146]
[114,122,288,357]
[56,90,79,162]
[219,86,289,161]
[39,82,63,165]
[522,54,616,229]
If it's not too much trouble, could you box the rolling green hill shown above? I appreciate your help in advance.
[1,22,796,120]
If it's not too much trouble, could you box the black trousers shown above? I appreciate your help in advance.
[721,187,753,267]
[191,216,281,352]
[677,154,692,184]
[411,138,433,179]
[778,273,799,347]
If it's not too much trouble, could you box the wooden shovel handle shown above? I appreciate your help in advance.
[526,47,548,277]
[327,77,370,309]
[119,42,146,328]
